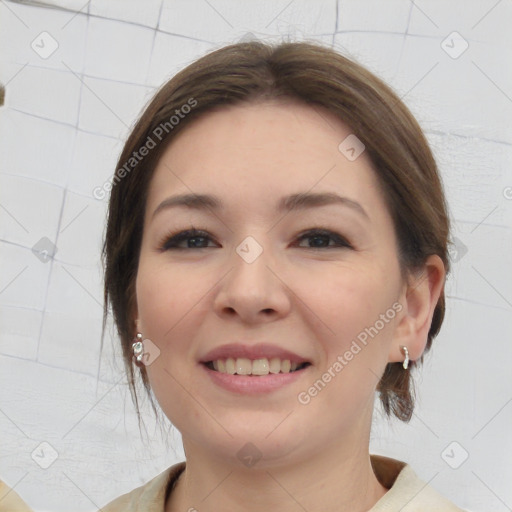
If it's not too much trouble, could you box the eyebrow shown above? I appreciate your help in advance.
[151,192,370,221]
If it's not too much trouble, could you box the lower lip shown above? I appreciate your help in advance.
[201,363,309,394]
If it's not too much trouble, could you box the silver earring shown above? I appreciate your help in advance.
[400,345,410,370]
[132,333,144,367]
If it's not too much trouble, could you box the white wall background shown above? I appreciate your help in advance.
[0,1,511,511]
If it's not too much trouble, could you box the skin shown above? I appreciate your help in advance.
[133,100,445,512]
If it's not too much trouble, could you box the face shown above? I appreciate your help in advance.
[134,101,408,467]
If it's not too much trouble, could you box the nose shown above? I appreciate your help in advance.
[213,238,292,324]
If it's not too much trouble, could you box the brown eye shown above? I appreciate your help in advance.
[159,229,217,251]
[158,228,353,252]
[295,229,352,249]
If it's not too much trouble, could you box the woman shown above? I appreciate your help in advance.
[100,40,464,511]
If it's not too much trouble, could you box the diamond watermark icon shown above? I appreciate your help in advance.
[236,236,263,264]
[31,31,59,59]
[133,338,161,366]
[441,441,469,469]
[32,236,58,263]
[448,236,468,263]
[31,441,59,469]
[238,32,259,43]
[441,31,469,59]
[338,134,365,161]
[236,442,262,468]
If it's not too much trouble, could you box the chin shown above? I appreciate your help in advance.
[186,419,308,467]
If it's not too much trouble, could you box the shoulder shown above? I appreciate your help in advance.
[100,462,185,512]
[370,454,466,511]
[0,479,33,511]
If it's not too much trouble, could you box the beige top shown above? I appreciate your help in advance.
[99,454,466,511]
[0,480,33,512]
[0,455,465,511]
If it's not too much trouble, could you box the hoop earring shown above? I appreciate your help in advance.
[400,345,410,370]
[132,333,145,368]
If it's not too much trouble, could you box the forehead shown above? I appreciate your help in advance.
[146,101,385,217]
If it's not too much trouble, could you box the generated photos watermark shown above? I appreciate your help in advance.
[93,98,198,200]
[297,301,403,405]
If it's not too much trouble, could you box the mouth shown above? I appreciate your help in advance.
[203,358,312,376]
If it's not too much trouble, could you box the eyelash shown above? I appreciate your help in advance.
[158,227,353,252]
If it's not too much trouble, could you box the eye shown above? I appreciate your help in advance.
[294,229,353,249]
[158,228,217,251]
[158,227,353,251]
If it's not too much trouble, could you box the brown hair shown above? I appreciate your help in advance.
[101,40,451,424]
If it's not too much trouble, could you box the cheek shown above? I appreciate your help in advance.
[296,264,398,363]
[135,258,205,339]
[293,270,398,424]
[135,260,209,429]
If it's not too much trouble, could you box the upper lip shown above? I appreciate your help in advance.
[200,343,310,364]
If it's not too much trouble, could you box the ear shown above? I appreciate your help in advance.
[389,254,446,364]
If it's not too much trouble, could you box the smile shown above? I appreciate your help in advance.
[204,357,311,376]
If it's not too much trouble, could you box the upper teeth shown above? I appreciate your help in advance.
[211,358,302,375]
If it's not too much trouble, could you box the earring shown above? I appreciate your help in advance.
[400,345,410,370]
[132,333,145,367]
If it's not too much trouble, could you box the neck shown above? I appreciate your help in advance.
[166,439,388,512]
